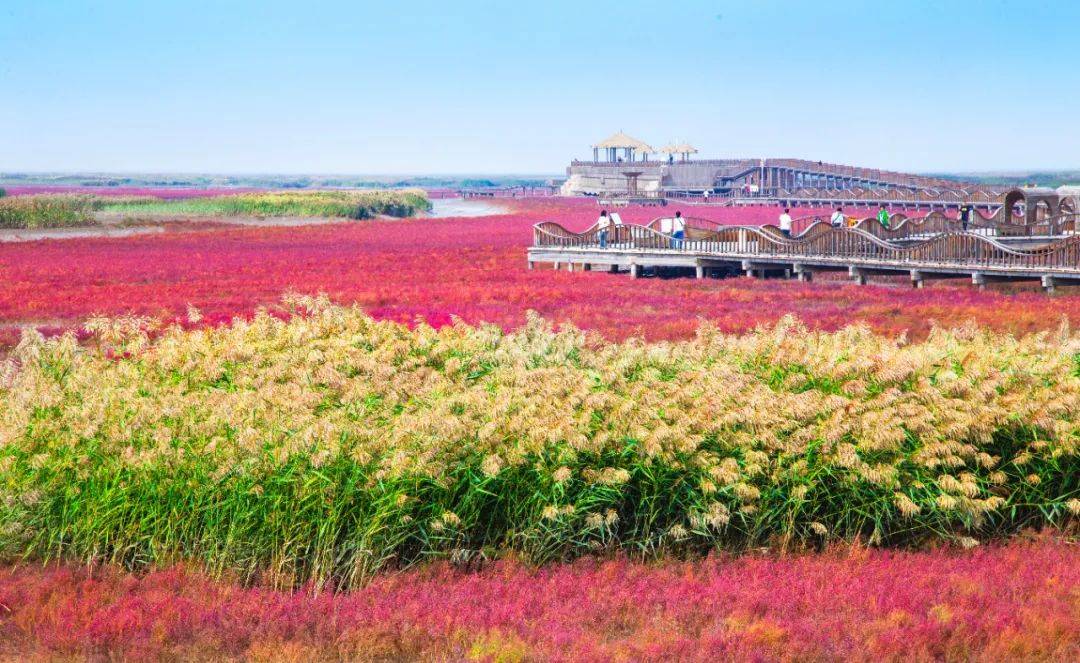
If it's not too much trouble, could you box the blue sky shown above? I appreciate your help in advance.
[2,0,1078,174]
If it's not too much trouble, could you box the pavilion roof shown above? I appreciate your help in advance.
[593,131,653,152]
[658,142,699,154]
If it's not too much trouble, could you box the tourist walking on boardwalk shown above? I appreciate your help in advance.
[877,205,890,229]
[960,204,971,231]
[672,211,686,248]
[779,208,793,238]
[830,207,845,228]
[596,210,611,248]
[702,189,710,203]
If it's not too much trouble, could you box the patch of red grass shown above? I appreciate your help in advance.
[1,539,1076,661]
[0,198,1075,345]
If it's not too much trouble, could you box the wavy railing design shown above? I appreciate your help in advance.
[532,221,1080,272]
[773,187,1004,204]
[879,211,1078,238]
[533,221,677,251]
[784,210,1078,239]
[642,215,725,240]
[630,210,1080,247]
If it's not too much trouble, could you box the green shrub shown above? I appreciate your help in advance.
[0,195,98,229]
[100,189,431,219]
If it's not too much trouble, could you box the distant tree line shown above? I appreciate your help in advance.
[0,172,555,190]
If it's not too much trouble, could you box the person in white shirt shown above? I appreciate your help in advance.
[830,207,845,228]
[702,189,711,203]
[596,210,611,248]
[779,208,793,237]
[671,211,686,248]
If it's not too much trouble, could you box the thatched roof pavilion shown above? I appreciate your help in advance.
[592,131,654,162]
[658,141,699,162]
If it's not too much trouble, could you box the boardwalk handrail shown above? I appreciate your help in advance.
[773,187,1005,205]
[782,209,1078,239]
[532,221,1080,272]
[534,221,676,250]
[642,215,726,239]
[608,209,1080,243]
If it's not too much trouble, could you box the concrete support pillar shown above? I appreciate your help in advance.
[695,263,705,279]
[910,270,924,288]
[553,261,561,271]
[566,262,575,273]
[527,260,535,270]
[849,266,867,285]
[971,272,986,291]
[630,263,640,279]
[1042,275,1056,294]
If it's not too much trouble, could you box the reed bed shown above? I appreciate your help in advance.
[0,190,429,229]
[0,194,100,229]
[1,296,1077,588]
[99,189,431,219]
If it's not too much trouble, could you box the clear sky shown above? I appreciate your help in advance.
[2,0,1078,174]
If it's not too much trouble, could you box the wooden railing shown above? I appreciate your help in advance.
[642,215,724,239]
[783,210,1078,240]
[763,158,970,190]
[532,221,1080,272]
[533,221,675,250]
[773,187,1005,204]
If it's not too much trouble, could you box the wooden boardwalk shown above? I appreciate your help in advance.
[528,214,1080,292]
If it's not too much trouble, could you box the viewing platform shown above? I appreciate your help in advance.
[527,212,1080,293]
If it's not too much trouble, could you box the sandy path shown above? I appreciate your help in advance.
[0,225,167,242]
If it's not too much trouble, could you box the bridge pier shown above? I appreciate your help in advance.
[910,269,924,288]
[630,263,640,279]
[972,272,986,291]
[849,266,867,285]
[1043,275,1056,294]
[793,263,813,282]
[695,262,705,279]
